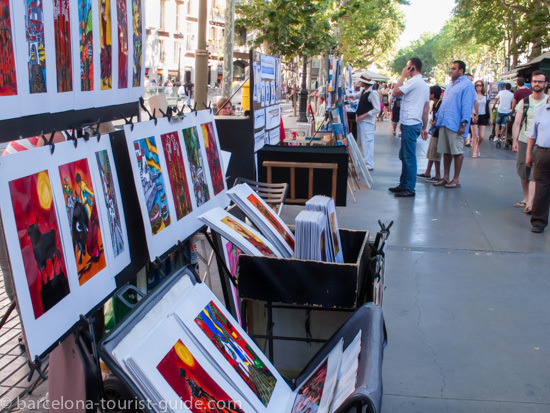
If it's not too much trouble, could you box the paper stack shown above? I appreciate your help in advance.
[294,210,329,261]
[305,196,344,263]
[226,183,294,258]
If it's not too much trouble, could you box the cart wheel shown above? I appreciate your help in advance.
[103,377,142,413]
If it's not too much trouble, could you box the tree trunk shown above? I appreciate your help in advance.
[222,0,235,97]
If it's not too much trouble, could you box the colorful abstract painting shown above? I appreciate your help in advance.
[290,359,328,413]
[160,132,192,220]
[200,122,224,195]
[25,0,47,93]
[221,216,275,257]
[9,171,70,319]
[0,0,18,96]
[53,0,72,92]
[133,137,171,235]
[182,126,210,207]
[95,150,124,257]
[195,300,277,407]
[78,0,94,91]
[131,0,142,87]
[246,193,294,250]
[116,0,128,88]
[225,241,241,278]
[157,339,245,413]
[99,0,112,89]
[58,159,106,285]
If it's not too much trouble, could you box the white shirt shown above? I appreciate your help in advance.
[397,74,429,126]
[530,102,550,148]
[496,90,514,114]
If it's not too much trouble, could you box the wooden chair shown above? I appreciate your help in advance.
[233,177,289,216]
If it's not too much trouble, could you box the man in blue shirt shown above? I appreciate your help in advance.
[434,60,476,188]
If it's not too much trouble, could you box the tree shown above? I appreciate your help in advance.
[337,0,407,67]
[389,33,438,78]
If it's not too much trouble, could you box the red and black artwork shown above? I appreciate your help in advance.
[0,0,18,96]
[53,0,73,92]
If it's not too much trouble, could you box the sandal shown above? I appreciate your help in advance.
[524,206,532,215]
[417,173,431,178]
[514,201,527,208]
[433,180,449,187]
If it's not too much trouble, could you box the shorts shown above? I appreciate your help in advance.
[427,136,441,162]
[495,112,510,126]
[516,141,534,181]
[437,126,464,155]
[474,114,489,126]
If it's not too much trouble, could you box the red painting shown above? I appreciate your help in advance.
[221,216,275,257]
[161,132,192,220]
[291,359,327,413]
[9,171,70,319]
[195,301,277,407]
[246,193,294,250]
[116,0,128,88]
[53,0,73,92]
[58,159,106,285]
[99,0,112,89]
[0,0,17,96]
[157,339,245,413]
[200,122,224,195]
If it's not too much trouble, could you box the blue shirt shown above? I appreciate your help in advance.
[529,103,550,148]
[435,75,476,137]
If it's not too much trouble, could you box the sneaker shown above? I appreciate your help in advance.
[425,176,439,183]
[388,186,406,193]
[531,226,544,233]
[394,190,415,197]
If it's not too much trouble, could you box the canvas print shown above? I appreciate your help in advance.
[0,0,18,96]
[25,0,47,93]
[133,137,172,235]
[291,360,328,413]
[221,216,275,257]
[156,339,246,413]
[246,192,294,251]
[195,300,277,407]
[200,122,224,195]
[78,0,94,91]
[8,171,70,319]
[95,150,124,257]
[53,0,72,92]
[160,132,193,221]
[116,0,128,88]
[58,159,106,285]
[99,0,112,89]
[131,0,142,87]
[182,126,210,207]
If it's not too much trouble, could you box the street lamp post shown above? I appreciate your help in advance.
[298,57,308,123]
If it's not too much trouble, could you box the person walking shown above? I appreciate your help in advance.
[512,71,548,214]
[355,73,380,171]
[433,60,476,189]
[526,93,550,233]
[471,81,492,158]
[493,83,514,144]
[389,57,430,197]
[418,85,443,182]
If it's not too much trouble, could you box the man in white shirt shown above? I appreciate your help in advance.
[493,83,514,143]
[389,57,430,197]
[355,73,380,170]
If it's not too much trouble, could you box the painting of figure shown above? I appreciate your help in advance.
[99,0,112,89]
[131,0,142,87]
[133,137,171,235]
[79,0,94,91]
[157,339,245,413]
[53,0,73,92]
[0,0,18,96]
[182,126,210,207]
[161,132,192,220]
[291,360,328,413]
[25,0,47,93]
[9,171,70,319]
[200,122,224,195]
[195,301,277,407]
[221,216,275,257]
[246,193,294,250]
[95,150,124,257]
[59,159,106,285]
[116,0,128,88]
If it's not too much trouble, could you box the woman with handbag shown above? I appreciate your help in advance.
[471,81,492,158]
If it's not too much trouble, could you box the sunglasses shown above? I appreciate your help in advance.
[475,84,483,86]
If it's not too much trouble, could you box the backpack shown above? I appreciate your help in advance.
[519,96,530,131]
